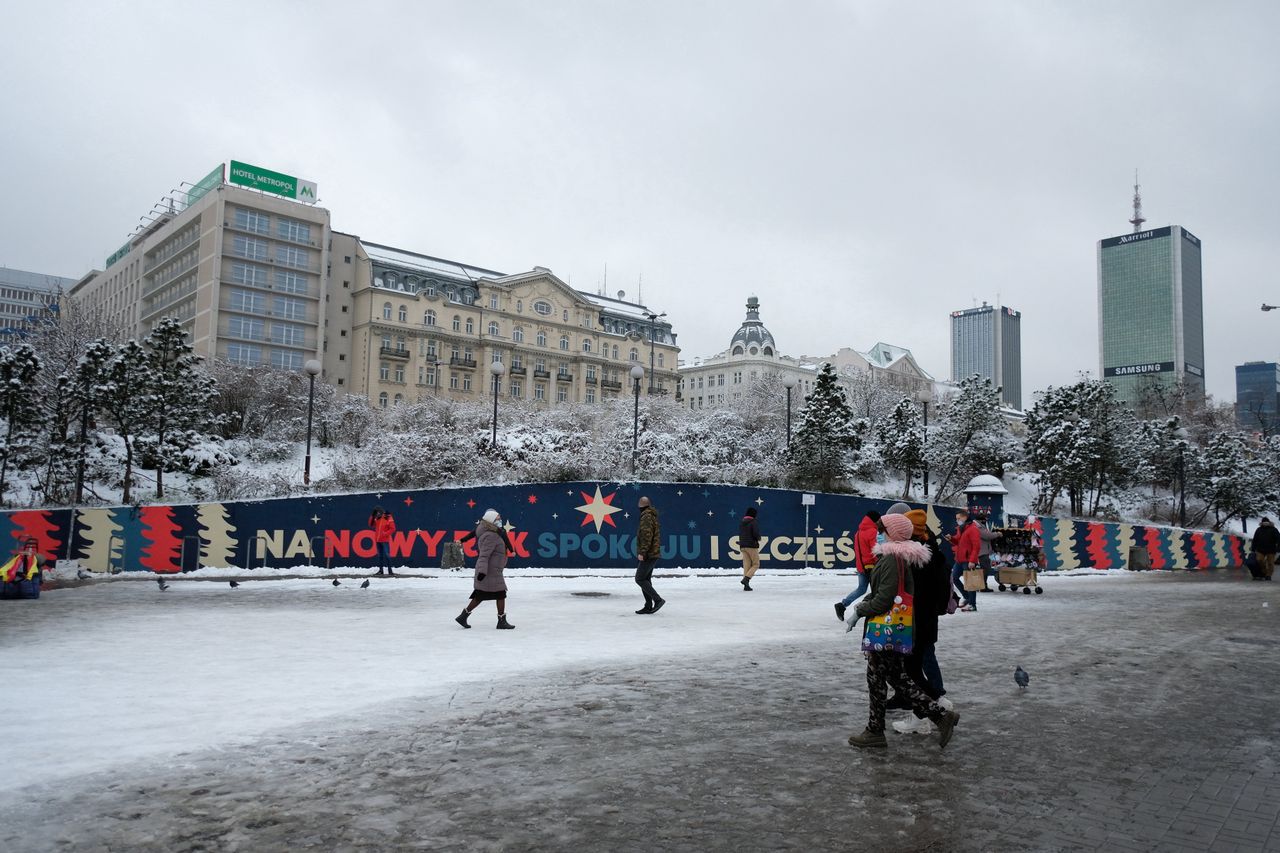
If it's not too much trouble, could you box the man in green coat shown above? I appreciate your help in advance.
[635,496,665,614]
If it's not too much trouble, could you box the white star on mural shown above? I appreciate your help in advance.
[311,515,320,524]
[575,486,624,533]
[707,510,714,517]
[677,490,683,496]
[551,513,558,520]
[755,497,765,505]
[815,525,824,534]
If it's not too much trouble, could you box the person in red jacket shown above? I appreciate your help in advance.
[369,506,396,576]
[945,509,981,611]
[835,510,881,622]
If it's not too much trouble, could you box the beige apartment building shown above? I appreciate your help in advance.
[71,161,679,407]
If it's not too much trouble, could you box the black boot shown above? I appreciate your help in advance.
[743,578,753,591]
[388,568,395,576]
[650,598,665,614]
[496,614,515,630]
[376,569,385,576]
[636,603,655,614]
[455,610,471,629]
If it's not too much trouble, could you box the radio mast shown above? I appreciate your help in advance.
[1128,170,1146,233]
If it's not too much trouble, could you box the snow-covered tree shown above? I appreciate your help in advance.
[0,343,43,503]
[930,374,1017,500]
[99,340,149,504]
[878,397,925,499]
[788,363,868,492]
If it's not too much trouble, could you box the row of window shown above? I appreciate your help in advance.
[226,317,307,346]
[229,288,309,320]
[230,262,310,295]
[226,344,305,370]
[233,208,313,244]
[231,235,312,270]
[376,383,610,408]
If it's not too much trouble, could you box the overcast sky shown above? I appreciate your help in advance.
[2,1,1277,404]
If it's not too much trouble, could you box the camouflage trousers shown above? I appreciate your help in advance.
[864,650,947,734]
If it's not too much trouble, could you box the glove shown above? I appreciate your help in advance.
[845,613,861,633]
[477,573,486,582]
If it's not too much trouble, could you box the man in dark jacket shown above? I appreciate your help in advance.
[1252,518,1278,581]
[635,496,665,613]
[739,507,761,591]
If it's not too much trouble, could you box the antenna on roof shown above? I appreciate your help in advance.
[1129,169,1146,233]
[638,272,643,305]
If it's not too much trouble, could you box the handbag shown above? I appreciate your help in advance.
[962,567,985,591]
[861,558,914,654]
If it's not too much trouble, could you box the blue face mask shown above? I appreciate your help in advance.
[876,531,887,543]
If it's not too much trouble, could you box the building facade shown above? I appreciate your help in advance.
[950,302,1023,410]
[1236,361,1280,436]
[0,266,74,340]
[1097,225,1205,404]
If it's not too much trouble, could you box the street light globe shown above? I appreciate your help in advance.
[304,359,322,376]
[630,364,644,381]
[490,361,507,376]
[781,374,798,390]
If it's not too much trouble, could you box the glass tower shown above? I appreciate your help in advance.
[950,303,1022,410]
[1097,225,1204,404]
[1236,361,1280,435]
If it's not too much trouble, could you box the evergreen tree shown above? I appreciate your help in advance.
[0,343,44,504]
[139,318,222,499]
[878,396,925,498]
[930,374,1017,499]
[99,340,149,504]
[789,363,868,492]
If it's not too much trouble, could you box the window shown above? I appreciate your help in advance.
[382,334,392,351]
[394,393,404,406]
[582,339,592,353]
[427,341,437,358]
[273,296,306,320]
[732,345,744,356]
[418,365,425,384]
[276,245,310,269]
[448,288,460,303]
[491,352,503,364]
[234,208,269,234]
[271,323,304,346]
[535,384,545,401]
[658,353,664,367]
[516,299,523,312]
[396,336,406,353]
[380,362,390,381]
[535,358,546,373]
[452,315,461,331]
[231,262,267,286]
[533,300,552,315]
[425,282,437,297]
[557,364,569,378]
[587,366,597,380]
[226,343,260,365]
[230,289,266,313]
[383,272,398,289]
[563,309,569,322]
[398,306,407,322]
[490,294,499,309]
[228,317,264,340]
[451,344,460,361]
[465,318,474,335]
[232,235,268,260]
[510,381,522,399]
[513,327,524,343]
[559,335,569,351]
[463,347,473,362]
[511,355,523,369]
[557,388,567,403]
[379,392,388,408]
[585,388,595,403]
[394,365,405,383]
[488,321,500,336]
[344,255,352,263]
[629,348,639,362]
[270,349,303,370]
[449,373,460,390]
[383,302,393,320]
[425,309,437,326]
[536,331,547,347]
[427,366,437,386]
[462,375,473,392]
[275,270,308,294]
[612,345,619,360]
[277,218,311,243]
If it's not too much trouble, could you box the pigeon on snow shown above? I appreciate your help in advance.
[1014,666,1030,689]
[76,570,93,580]
[360,579,370,589]
[229,581,239,588]
[332,578,341,587]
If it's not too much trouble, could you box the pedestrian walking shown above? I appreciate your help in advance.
[835,510,881,621]
[976,514,1000,592]
[369,506,396,576]
[455,509,516,629]
[945,509,982,611]
[847,513,961,750]
[1251,517,1278,581]
[739,507,761,591]
[635,496,665,614]
[888,509,952,714]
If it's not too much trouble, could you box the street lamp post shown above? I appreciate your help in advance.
[643,311,666,393]
[921,395,930,500]
[303,359,322,486]
[1174,426,1189,527]
[73,373,91,504]
[781,374,798,449]
[490,360,506,446]
[630,364,644,474]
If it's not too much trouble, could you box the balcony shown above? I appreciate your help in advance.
[508,366,527,376]
[533,369,551,379]
[585,376,598,385]
[450,356,477,369]
[380,346,410,360]
[601,379,622,390]
[556,372,574,382]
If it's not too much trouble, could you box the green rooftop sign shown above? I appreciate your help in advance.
[228,160,318,204]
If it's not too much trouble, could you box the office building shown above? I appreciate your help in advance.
[0,266,75,339]
[1236,361,1280,436]
[950,302,1022,410]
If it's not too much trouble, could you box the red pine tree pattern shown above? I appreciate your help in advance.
[1083,523,1111,569]
[1188,532,1210,570]
[10,510,63,565]
[140,506,182,574]
[1143,526,1166,570]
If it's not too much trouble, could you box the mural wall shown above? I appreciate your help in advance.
[0,482,1247,574]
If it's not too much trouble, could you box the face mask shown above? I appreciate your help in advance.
[876,531,886,543]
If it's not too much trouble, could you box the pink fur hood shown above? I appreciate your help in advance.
[871,538,932,567]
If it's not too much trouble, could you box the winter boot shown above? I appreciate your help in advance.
[937,710,960,749]
[847,728,887,749]
[455,610,471,629]
[387,568,395,576]
[636,604,654,614]
[376,570,385,576]
[650,598,666,614]
[742,577,753,591]
[496,614,515,630]
[834,602,847,622]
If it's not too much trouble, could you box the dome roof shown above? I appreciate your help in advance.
[964,474,1009,495]
[730,296,777,355]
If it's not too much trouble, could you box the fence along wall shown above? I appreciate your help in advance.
[0,482,1246,574]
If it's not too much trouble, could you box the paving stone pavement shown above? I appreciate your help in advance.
[3,573,1278,852]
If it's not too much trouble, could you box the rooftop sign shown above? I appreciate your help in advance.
[228,160,317,204]
[1101,226,1172,249]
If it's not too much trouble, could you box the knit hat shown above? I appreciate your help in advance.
[881,513,913,542]
[482,509,500,524]
[887,501,911,515]
[905,509,929,538]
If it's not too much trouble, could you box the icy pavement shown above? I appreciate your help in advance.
[2,570,1278,852]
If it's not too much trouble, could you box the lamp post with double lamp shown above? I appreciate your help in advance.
[1174,426,1190,527]
[643,311,666,393]
[302,359,322,486]
[781,374,798,448]
[917,389,931,500]
[490,360,506,446]
[630,363,644,474]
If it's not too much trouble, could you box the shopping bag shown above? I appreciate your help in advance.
[861,559,914,654]
[962,567,985,591]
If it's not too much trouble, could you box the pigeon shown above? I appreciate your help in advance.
[360,579,370,589]
[1014,666,1030,689]
[332,578,341,587]
[229,581,239,588]
[156,578,169,591]
[76,570,92,580]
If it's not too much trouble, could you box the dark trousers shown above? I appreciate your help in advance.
[903,644,943,701]
[636,558,660,604]
[865,651,946,734]
[376,542,391,571]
